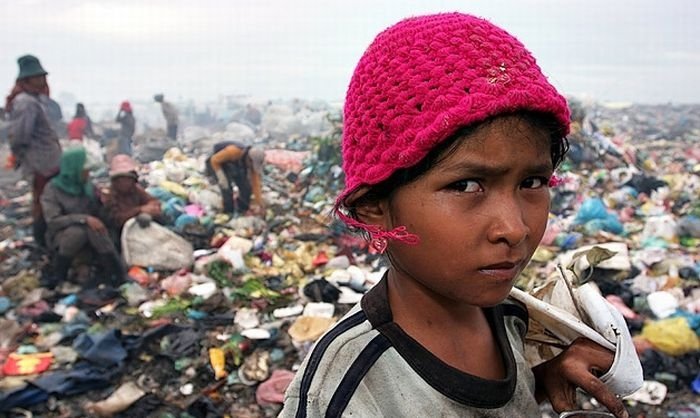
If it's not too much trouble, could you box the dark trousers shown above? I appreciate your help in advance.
[220,162,252,214]
[54,225,117,258]
[167,124,177,140]
[32,172,54,247]
[117,136,132,156]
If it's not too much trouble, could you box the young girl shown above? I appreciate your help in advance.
[281,13,628,418]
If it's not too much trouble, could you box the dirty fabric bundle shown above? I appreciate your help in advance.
[121,217,194,270]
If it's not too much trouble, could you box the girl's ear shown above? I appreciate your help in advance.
[353,198,390,229]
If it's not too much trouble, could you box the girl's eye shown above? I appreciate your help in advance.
[521,176,549,189]
[449,179,483,193]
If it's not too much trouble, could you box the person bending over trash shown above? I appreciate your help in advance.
[154,93,178,140]
[40,147,127,287]
[205,141,265,215]
[103,154,162,243]
[281,13,629,418]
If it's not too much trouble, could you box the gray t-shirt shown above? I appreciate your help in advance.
[281,277,539,418]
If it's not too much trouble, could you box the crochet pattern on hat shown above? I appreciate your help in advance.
[338,13,570,205]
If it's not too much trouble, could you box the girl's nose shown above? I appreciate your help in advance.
[486,198,529,247]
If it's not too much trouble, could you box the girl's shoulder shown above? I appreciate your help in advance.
[286,308,377,390]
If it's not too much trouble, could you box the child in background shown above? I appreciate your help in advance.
[66,103,95,141]
[281,13,628,418]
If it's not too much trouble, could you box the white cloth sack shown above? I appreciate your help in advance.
[121,218,194,270]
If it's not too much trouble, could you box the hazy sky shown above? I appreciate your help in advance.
[2,0,699,106]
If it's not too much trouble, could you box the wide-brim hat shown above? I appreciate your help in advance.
[17,55,48,80]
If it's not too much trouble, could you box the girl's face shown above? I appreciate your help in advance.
[379,115,553,307]
[112,176,136,194]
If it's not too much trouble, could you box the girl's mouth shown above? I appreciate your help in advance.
[479,261,522,281]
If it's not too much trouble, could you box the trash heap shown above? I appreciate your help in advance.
[1,102,699,418]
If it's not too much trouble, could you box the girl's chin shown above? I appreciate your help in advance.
[439,288,514,308]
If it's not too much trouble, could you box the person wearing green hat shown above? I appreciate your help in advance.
[40,147,126,287]
[5,54,62,247]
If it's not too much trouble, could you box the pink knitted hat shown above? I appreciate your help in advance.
[336,13,570,243]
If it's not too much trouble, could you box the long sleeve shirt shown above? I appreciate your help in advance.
[210,144,263,208]
[8,92,61,177]
[116,111,135,139]
[104,184,159,229]
[40,182,100,248]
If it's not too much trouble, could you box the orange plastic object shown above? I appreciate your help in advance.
[5,154,16,170]
[128,266,150,286]
[209,348,227,380]
[312,251,329,267]
[2,352,53,375]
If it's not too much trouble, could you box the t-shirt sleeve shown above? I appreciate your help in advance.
[279,392,323,418]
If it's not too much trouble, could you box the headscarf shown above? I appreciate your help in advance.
[51,147,93,197]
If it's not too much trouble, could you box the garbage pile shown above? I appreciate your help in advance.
[1,102,699,417]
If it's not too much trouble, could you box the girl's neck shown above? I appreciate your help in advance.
[386,270,484,331]
[386,270,505,378]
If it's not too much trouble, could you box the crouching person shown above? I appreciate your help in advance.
[40,147,126,287]
[103,154,162,242]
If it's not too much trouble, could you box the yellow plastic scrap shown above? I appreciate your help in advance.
[213,214,231,225]
[641,317,700,356]
[163,147,187,161]
[642,158,657,172]
[160,180,189,198]
[183,176,207,187]
[209,348,228,380]
[531,247,555,263]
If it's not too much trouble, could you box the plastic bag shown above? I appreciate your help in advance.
[641,317,700,356]
[574,198,609,224]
